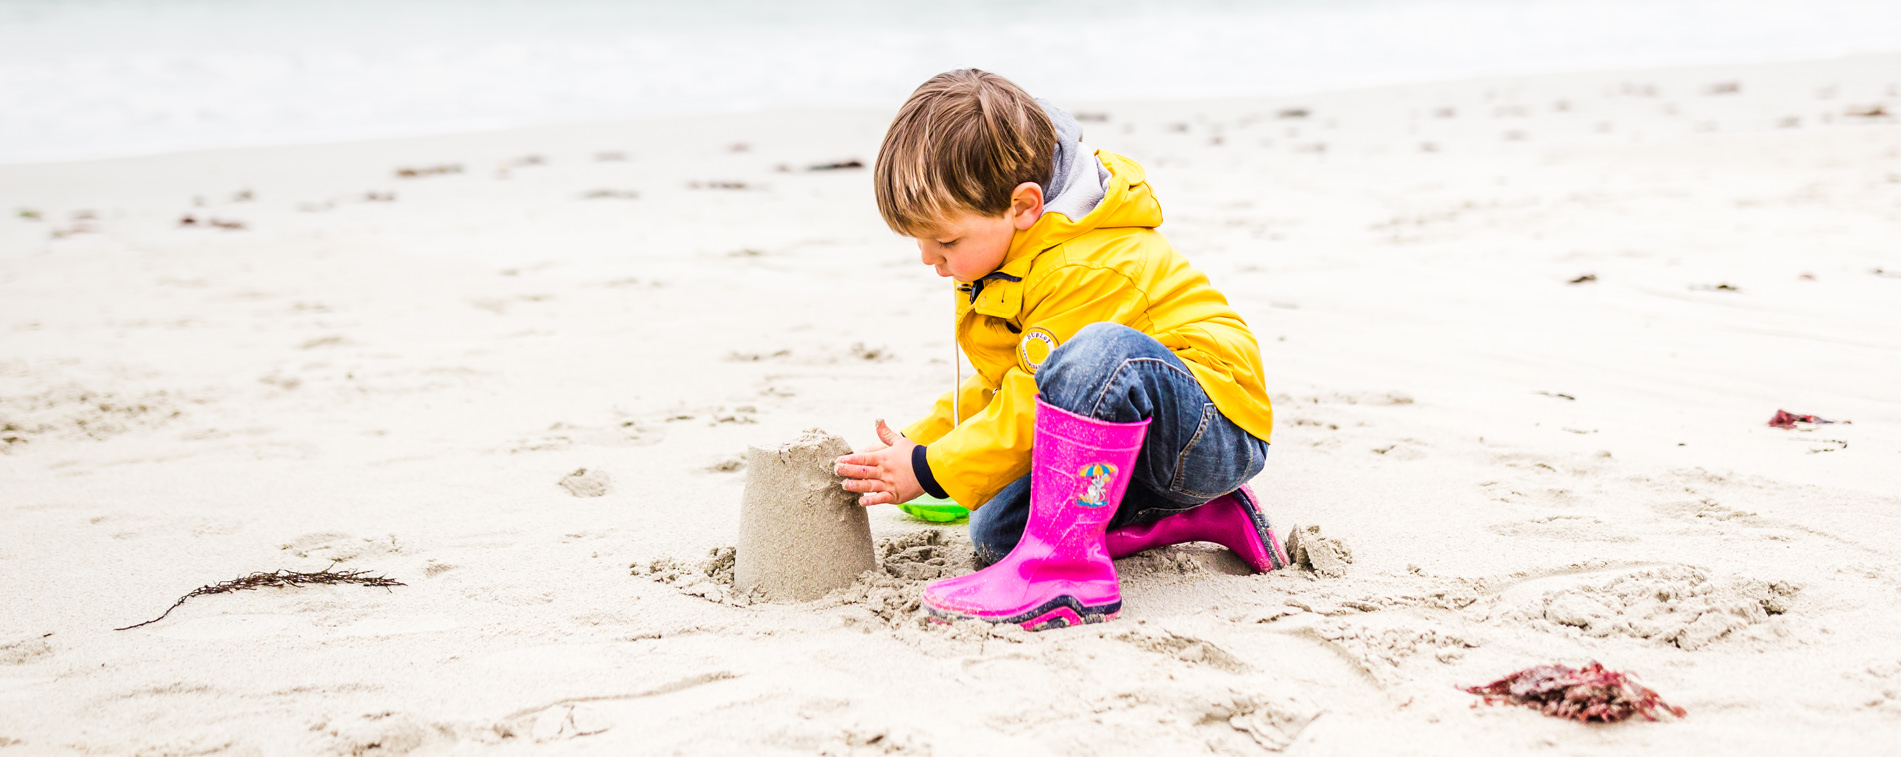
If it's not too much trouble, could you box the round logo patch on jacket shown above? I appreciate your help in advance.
[1018,327,1058,374]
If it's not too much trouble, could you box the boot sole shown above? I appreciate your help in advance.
[925,595,1122,632]
[1233,488,1290,572]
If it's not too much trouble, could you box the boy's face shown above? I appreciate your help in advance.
[911,182,1046,284]
[914,210,1015,283]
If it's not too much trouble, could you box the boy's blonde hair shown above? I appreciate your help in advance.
[874,69,1056,236]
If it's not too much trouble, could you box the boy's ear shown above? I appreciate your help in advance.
[1008,182,1044,230]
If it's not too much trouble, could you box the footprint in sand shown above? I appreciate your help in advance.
[725,348,792,362]
[0,385,188,448]
[125,733,237,757]
[1304,615,1479,687]
[558,467,612,497]
[1115,628,1250,673]
[311,711,441,756]
[1369,438,1428,459]
[1473,563,1798,650]
[1200,693,1319,752]
[1486,515,1634,542]
[530,704,613,742]
[1852,660,1901,711]
[281,532,403,562]
[0,635,53,665]
[512,419,664,452]
[819,724,931,755]
[497,673,746,749]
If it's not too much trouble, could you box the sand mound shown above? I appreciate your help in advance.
[834,529,974,627]
[733,429,876,601]
[633,547,750,606]
[635,529,975,629]
[1285,524,1353,578]
[871,528,964,582]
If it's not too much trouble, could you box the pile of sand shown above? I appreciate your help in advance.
[733,429,876,601]
[1286,524,1354,578]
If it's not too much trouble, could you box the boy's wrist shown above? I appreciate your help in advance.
[911,445,948,500]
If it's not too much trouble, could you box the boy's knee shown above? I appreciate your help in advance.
[1068,322,1146,354]
[1035,322,1154,406]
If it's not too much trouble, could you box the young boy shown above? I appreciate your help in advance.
[833,69,1285,631]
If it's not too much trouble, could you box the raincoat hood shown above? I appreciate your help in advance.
[993,151,1163,283]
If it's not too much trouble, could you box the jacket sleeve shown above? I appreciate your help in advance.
[923,263,1151,507]
[901,370,997,445]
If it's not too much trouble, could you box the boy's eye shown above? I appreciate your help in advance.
[937,239,959,248]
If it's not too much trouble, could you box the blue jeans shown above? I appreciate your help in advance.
[968,322,1270,566]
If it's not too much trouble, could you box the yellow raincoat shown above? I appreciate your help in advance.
[902,150,1273,507]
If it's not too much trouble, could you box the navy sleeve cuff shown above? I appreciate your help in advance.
[912,444,948,500]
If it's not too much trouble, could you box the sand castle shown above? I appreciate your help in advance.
[734,429,877,601]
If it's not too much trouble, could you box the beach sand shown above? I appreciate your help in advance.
[733,429,875,602]
[2,54,1900,755]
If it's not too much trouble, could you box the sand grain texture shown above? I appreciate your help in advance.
[733,429,877,601]
[3,53,1900,755]
[557,467,611,497]
[1287,524,1354,578]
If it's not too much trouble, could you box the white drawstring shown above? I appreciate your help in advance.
[952,284,961,429]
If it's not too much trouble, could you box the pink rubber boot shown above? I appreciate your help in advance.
[1102,485,1292,574]
[922,399,1149,631]
[1102,484,1288,573]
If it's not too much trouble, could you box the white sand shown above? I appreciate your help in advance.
[733,429,875,602]
[3,54,1900,755]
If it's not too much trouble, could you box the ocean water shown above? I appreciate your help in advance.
[1,0,1895,163]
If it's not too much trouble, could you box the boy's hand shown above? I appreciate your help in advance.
[832,420,923,507]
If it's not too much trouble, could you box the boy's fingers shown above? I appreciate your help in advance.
[874,419,904,446]
[836,452,893,468]
[841,476,895,494]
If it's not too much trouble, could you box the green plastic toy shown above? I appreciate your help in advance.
[898,494,969,523]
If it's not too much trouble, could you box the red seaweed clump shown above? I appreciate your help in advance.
[1463,662,1687,723]
[1768,409,1847,429]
